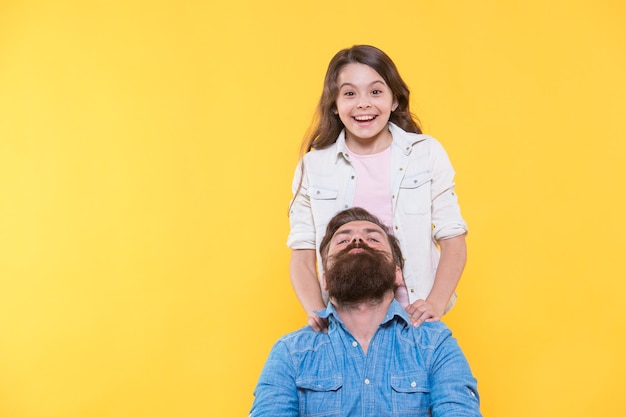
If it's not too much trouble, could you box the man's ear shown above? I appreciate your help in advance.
[394,266,404,287]
[321,273,328,291]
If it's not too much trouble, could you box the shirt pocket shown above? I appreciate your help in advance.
[296,376,343,417]
[309,185,341,235]
[390,373,431,416]
[398,172,432,215]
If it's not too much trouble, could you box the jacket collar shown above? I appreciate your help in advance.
[333,122,425,163]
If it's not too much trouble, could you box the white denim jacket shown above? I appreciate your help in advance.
[288,123,467,306]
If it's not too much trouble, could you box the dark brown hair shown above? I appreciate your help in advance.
[301,45,422,154]
[319,207,404,271]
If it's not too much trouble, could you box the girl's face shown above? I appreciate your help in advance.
[335,63,398,151]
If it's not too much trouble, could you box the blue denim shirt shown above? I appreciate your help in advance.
[250,300,481,417]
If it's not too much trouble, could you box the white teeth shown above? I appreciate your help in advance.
[354,115,375,121]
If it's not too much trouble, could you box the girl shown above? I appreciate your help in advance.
[288,45,467,331]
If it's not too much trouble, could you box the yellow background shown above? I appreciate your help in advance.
[1,1,625,416]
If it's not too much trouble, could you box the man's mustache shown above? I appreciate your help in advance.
[333,241,380,258]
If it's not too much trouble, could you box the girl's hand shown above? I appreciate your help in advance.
[308,315,329,333]
[405,299,443,327]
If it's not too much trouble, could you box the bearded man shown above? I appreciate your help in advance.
[250,207,481,417]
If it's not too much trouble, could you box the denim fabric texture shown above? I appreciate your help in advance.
[250,300,481,417]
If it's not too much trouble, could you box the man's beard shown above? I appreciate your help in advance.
[325,242,397,308]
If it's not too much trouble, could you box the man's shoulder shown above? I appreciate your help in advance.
[403,320,453,349]
[274,326,332,353]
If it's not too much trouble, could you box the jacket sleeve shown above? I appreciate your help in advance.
[287,158,316,249]
[249,341,299,417]
[428,139,468,241]
[427,327,482,417]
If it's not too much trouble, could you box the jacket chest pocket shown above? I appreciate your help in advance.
[310,185,339,201]
[309,185,341,231]
[398,172,432,215]
[391,373,431,416]
[296,376,342,417]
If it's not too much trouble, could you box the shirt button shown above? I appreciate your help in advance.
[351,176,355,179]
[352,341,358,347]
[364,379,370,385]
[411,381,417,387]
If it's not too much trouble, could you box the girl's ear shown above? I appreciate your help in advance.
[392,99,399,112]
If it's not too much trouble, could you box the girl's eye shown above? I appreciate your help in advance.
[343,91,355,96]
[372,89,382,95]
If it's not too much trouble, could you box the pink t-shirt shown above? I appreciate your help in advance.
[349,148,393,228]
[348,147,410,308]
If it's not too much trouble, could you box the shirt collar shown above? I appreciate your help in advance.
[333,122,421,161]
[388,122,423,156]
[334,130,349,162]
[316,298,411,328]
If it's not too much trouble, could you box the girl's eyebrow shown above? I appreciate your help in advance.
[339,80,386,89]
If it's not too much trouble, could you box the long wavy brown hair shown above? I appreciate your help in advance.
[300,45,422,154]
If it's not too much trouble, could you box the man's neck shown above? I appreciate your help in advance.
[333,292,394,355]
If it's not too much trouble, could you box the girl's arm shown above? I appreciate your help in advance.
[428,234,467,313]
[405,137,468,326]
[406,234,466,326]
[289,249,328,332]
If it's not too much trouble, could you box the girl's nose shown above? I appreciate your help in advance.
[357,98,371,109]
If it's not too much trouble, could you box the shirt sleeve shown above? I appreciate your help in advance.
[249,340,299,417]
[427,328,482,417]
[428,139,468,242]
[287,158,316,250]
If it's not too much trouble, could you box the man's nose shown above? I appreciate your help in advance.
[351,236,363,245]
